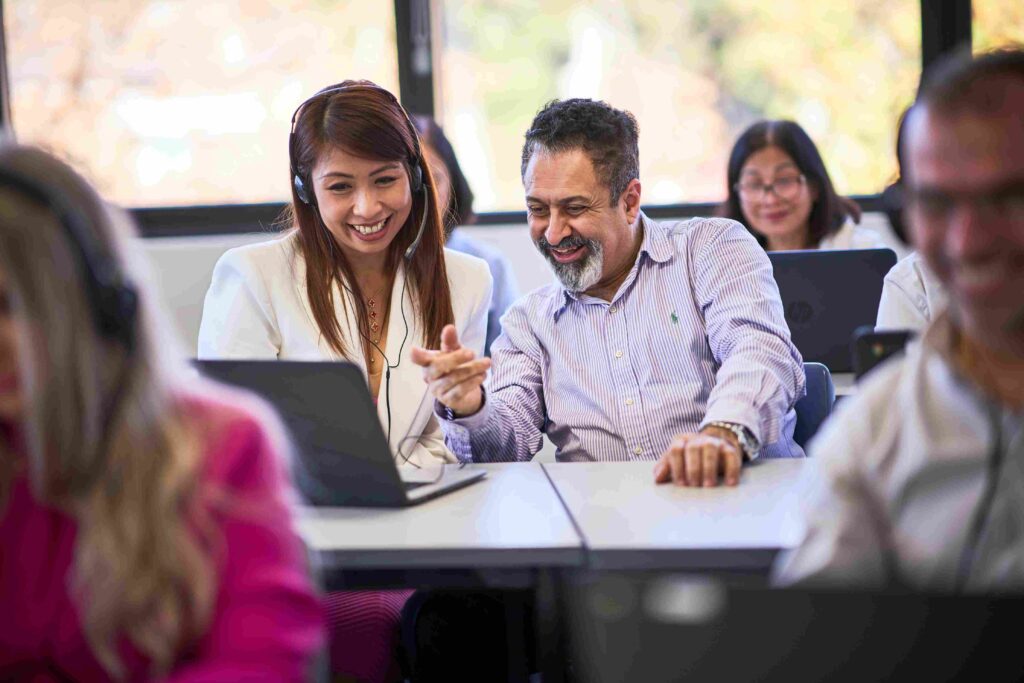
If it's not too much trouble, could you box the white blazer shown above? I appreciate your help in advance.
[197,231,493,467]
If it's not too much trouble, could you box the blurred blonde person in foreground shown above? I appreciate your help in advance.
[0,144,323,680]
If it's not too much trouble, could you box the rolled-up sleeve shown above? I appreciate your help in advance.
[439,301,547,463]
[772,396,892,587]
[692,220,805,453]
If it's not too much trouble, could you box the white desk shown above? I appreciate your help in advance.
[542,459,808,571]
[297,463,583,570]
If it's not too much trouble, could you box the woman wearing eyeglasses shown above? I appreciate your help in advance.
[721,119,900,253]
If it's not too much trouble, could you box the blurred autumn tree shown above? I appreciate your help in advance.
[3,1,1019,212]
[4,1,398,206]
[973,1,1024,52]
[438,0,922,210]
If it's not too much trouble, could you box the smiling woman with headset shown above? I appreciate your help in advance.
[198,80,492,467]
[198,80,492,682]
[0,144,324,680]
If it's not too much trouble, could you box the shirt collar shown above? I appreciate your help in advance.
[551,212,673,319]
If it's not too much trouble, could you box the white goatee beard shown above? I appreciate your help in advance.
[548,243,604,292]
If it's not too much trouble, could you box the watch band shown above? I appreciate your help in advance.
[706,421,760,460]
[440,387,486,421]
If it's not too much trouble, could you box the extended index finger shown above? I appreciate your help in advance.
[423,348,477,380]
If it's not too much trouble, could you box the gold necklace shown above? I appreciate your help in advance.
[363,283,390,371]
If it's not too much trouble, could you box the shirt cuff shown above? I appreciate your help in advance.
[433,387,493,430]
[701,401,763,460]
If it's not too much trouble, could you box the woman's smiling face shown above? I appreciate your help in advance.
[738,145,818,249]
[310,145,414,261]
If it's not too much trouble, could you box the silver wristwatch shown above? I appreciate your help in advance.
[706,421,760,461]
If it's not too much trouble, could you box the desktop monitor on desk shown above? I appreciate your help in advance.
[769,248,897,372]
[564,573,1024,683]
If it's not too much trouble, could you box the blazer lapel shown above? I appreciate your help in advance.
[293,255,365,368]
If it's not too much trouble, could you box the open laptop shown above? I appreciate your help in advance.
[194,360,485,507]
[769,248,897,372]
[565,573,1024,683]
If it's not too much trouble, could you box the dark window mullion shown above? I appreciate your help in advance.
[921,0,972,73]
[395,0,434,116]
[0,0,12,131]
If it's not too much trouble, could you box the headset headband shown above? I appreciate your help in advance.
[0,167,138,349]
[289,81,424,204]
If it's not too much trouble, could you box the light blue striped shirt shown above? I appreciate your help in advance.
[441,214,806,462]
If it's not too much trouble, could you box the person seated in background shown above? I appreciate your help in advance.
[413,97,806,487]
[0,144,323,680]
[876,111,948,330]
[198,80,492,682]
[721,119,906,256]
[876,251,948,330]
[412,115,520,356]
[774,48,1024,590]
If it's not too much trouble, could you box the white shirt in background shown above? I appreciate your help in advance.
[818,218,908,259]
[876,252,948,331]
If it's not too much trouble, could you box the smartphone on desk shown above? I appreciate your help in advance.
[851,326,916,380]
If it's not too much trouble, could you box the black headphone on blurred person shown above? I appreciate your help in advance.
[288,82,428,261]
[0,167,138,350]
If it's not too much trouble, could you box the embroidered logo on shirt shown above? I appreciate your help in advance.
[670,311,679,324]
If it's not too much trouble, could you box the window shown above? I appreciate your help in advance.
[973,1,1024,53]
[436,1,920,212]
[3,1,399,208]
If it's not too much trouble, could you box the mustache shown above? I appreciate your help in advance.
[536,234,593,251]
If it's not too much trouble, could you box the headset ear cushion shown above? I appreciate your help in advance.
[293,175,311,204]
[410,163,423,193]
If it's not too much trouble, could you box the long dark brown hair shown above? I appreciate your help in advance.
[287,80,453,357]
[720,120,849,249]
[412,115,476,235]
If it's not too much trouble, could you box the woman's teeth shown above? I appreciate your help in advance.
[351,218,388,235]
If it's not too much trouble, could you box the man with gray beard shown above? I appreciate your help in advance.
[411,98,805,485]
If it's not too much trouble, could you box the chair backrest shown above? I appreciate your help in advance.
[793,362,835,449]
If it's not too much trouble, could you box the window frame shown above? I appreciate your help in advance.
[0,0,972,237]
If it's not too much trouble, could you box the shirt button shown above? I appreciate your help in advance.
[625,398,634,406]
[633,446,643,455]
[609,305,617,314]
[615,350,623,358]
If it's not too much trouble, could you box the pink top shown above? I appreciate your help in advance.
[0,394,325,681]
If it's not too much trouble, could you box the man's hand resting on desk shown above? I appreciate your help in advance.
[653,425,743,488]
[410,324,492,417]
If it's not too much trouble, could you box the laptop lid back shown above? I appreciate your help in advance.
[769,248,897,371]
[195,360,409,507]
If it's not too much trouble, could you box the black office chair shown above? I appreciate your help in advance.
[793,362,835,449]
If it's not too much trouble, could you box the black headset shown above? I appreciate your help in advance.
[288,81,428,261]
[0,166,138,350]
